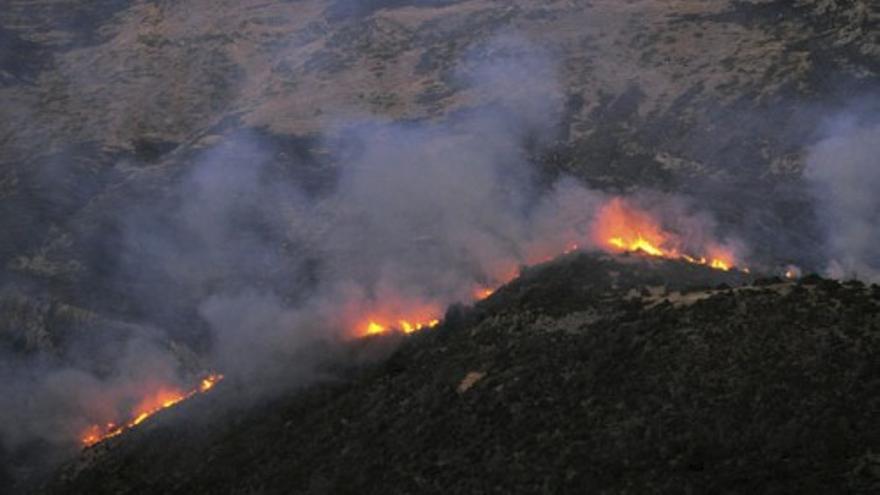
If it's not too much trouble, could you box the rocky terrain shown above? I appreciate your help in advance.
[1,0,879,493]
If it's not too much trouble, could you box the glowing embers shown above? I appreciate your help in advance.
[593,197,739,272]
[80,373,223,448]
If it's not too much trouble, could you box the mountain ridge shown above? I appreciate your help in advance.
[41,253,880,494]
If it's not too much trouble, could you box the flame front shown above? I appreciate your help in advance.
[81,373,223,448]
[595,198,676,258]
[361,317,440,336]
[593,197,739,271]
[474,287,495,300]
[353,197,743,339]
[77,196,747,450]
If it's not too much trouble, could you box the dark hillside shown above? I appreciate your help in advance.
[44,255,880,494]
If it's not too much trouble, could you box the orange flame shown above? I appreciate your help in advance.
[80,374,223,448]
[595,198,675,258]
[474,287,495,300]
[356,197,743,339]
[361,317,440,336]
[79,197,747,452]
[593,197,739,271]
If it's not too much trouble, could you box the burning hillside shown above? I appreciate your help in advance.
[64,191,750,451]
[363,318,440,336]
[352,195,746,338]
[80,374,223,448]
[70,190,748,452]
[593,197,742,272]
[43,251,880,495]
[8,1,879,491]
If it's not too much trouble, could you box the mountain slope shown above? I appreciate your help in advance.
[2,1,880,492]
[3,0,877,340]
[43,254,880,494]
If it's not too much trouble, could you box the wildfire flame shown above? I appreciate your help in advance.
[362,318,440,336]
[358,198,744,338]
[593,197,739,272]
[474,287,495,300]
[80,373,223,448]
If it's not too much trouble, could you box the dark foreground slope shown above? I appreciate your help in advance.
[43,254,880,494]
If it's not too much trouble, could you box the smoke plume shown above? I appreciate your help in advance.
[805,116,880,282]
[0,30,750,489]
[0,33,592,468]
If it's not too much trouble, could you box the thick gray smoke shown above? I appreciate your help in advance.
[805,118,880,282]
[195,33,585,383]
[0,30,748,489]
[0,310,188,484]
[0,332,180,446]
[0,33,603,468]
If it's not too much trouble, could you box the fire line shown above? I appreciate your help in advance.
[80,373,223,448]
[80,197,746,448]
[593,197,740,272]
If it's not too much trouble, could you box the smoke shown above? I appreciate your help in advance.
[4,2,880,491]
[0,334,179,447]
[627,191,748,262]
[0,33,590,472]
[805,116,880,282]
[0,29,750,489]
[0,315,185,484]
[192,33,579,384]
